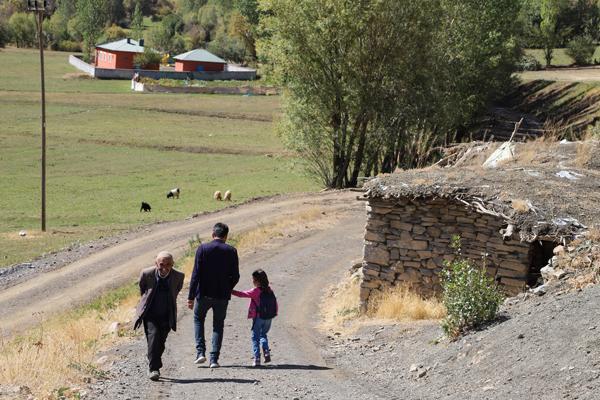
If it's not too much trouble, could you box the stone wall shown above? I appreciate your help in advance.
[360,198,532,304]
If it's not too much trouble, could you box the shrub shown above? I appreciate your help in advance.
[440,236,504,339]
[57,40,82,52]
[516,54,542,71]
[103,24,128,42]
[133,49,162,69]
[566,35,596,66]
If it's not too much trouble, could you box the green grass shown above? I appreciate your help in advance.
[524,47,600,67]
[0,47,317,268]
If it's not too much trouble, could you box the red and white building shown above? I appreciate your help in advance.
[173,49,227,72]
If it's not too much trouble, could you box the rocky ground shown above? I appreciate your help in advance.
[325,283,600,400]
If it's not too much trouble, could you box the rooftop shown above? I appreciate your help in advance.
[363,140,600,242]
[96,38,145,53]
[173,49,226,64]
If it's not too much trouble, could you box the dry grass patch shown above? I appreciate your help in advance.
[0,286,139,398]
[511,198,531,213]
[320,275,446,335]
[368,285,446,321]
[320,273,362,332]
[235,207,332,254]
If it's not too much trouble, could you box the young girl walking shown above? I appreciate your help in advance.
[232,269,278,367]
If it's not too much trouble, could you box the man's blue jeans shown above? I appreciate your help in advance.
[194,297,228,363]
[251,317,272,359]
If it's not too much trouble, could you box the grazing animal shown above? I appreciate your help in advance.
[167,188,180,199]
[213,190,222,201]
[140,202,152,212]
[223,190,232,201]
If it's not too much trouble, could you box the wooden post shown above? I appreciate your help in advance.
[28,0,49,232]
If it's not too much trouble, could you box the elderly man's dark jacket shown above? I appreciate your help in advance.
[134,267,185,331]
[188,239,240,301]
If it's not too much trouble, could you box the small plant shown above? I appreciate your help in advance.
[440,235,504,339]
[516,54,542,71]
[566,35,596,66]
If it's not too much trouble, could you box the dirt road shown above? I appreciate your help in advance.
[0,191,362,336]
[87,208,403,400]
[519,66,600,82]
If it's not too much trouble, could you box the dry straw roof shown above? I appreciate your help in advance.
[364,140,600,242]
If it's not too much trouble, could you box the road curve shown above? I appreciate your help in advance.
[0,191,362,336]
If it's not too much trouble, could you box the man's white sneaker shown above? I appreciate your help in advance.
[148,370,160,381]
[194,355,206,364]
[209,362,220,368]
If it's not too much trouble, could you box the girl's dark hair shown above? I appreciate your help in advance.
[252,269,269,289]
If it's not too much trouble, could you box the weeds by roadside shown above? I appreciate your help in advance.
[440,236,504,339]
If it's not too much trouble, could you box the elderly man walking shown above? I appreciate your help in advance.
[134,251,184,381]
[188,222,240,368]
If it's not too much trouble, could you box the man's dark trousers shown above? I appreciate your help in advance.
[194,296,228,363]
[144,318,171,371]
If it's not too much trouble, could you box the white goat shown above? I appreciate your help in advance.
[167,188,180,199]
[213,190,222,201]
[223,190,232,201]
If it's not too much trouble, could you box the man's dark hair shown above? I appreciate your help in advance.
[213,222,229,239]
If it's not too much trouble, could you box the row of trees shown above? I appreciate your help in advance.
[260,0,522,188]
[0,0,262,63]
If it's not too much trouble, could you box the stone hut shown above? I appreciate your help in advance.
[359,140,600,304]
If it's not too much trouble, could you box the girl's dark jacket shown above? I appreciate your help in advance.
[134,267,185,331]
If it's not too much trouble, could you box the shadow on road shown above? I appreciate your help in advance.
[219,364,332,370]
[160,377,259,384]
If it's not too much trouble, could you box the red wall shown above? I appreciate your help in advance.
[95,49,158,70]
[175,60,226,72]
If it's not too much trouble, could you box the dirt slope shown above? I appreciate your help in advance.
[0,191,359,336]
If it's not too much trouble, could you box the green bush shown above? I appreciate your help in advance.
[440,236,504,339]
[133,49,162,69]
[57,40,82,52]
[516,54,542,71]
[566,35,596,65]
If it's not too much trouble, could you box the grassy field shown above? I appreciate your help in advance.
[524,47,600,67]
[0,47,316,268]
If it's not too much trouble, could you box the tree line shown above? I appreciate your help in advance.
[0,0,261,63]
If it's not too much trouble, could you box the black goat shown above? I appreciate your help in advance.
[140,202,152,212]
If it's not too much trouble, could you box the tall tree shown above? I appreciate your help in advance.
[131,0,144,40]
[260,0,521,188]
[77,0,109,61]
[539,0,568,66]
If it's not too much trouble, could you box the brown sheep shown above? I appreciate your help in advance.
[213,191,222,201]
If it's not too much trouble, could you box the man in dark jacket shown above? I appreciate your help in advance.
[187,222,240,368]
[134,251,184,381]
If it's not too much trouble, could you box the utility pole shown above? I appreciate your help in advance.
[26,0,51,232]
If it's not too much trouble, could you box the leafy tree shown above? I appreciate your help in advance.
[77,0,110,61]
[261,0,521,188]
[8,12,36,48]
[198,3,219,42]
[0,19,9,48]
[539,0,568,66]
[131,0,144,39]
